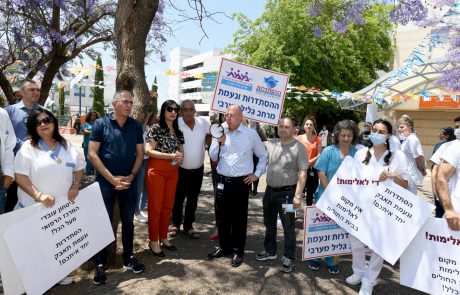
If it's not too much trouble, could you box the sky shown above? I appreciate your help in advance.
[91,1,266,104]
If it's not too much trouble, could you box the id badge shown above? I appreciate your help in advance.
[216,183,224,198]
[309,170,315,177]
[282,203,295,213]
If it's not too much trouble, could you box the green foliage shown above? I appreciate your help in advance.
[227,0,392,125]
[151,76,158,92]
[92,56,105,116]
[59,88,65,116]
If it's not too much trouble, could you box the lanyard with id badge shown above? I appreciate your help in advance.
[210,116,225,198]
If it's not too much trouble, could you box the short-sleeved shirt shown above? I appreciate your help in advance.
[5,101,42,153]
[145,124,184,154]
[296,134,321,167]
[431,140,457,193]
[354,148,409,182]
[440,140,460,211]
[179,117,209,169]
[400,133,425,191]
[80,121,94,148]
[90,114,144,185]
[265,138,308,187]
[14,140,85,208]
[314,144,357,199]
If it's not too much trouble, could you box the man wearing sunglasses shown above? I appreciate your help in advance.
[206,105,268,267]
[88,90,145,284]
[5,79,42,212]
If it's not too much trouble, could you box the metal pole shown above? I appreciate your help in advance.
[79,85,82,115]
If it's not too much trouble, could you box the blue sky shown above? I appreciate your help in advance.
[94,1,266,102]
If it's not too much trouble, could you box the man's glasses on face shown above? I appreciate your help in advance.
[118,100,134,106]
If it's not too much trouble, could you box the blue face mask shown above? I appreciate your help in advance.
[399,134,406,142]
[369,132,387,146]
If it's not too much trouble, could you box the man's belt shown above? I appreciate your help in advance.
[267,185,296,192]
[218,174,245,183]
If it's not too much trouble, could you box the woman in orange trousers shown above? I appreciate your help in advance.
[145,100,184,257]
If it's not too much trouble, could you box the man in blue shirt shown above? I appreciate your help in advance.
[5,79,42,212]
[88,90,145,284]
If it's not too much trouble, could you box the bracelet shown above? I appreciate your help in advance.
[294,194,303,200]
[35,191,43,201]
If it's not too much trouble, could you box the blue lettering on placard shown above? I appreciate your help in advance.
[221,79,253,91]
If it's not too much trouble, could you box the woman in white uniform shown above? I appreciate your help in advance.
[14,109,85,285]
[397,115,426,194]
[346,118,409,295]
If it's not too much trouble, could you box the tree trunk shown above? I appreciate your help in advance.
[38,55,67,106]
[114,0,159,123]
[0,70,15,104]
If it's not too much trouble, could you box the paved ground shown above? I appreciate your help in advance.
[2,134,430,295]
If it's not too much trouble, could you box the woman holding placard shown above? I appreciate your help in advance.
[309,120,359,274]
[14,109,85,285]
[347,118,409,295]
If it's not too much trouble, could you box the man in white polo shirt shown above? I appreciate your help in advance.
[171,100,210,239]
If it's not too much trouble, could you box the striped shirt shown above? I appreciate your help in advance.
[209,123,267,177]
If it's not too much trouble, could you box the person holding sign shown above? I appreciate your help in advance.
[397,115,426,194]
[206,105,267,267]
[14,109,85,284]
[348,118,409,295]
[145,100,184,257]
[255,117,307,273]
[309,120,359,274]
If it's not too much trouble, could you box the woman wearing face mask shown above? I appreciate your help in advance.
[347,118,409,295]
[397,115,426,194]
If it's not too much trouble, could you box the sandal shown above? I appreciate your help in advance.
[169,226,179,237]
[185,228,200,239]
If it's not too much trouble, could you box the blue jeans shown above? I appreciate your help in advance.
[263,186,296,260]
[0,187,6,214]
[136,159,148,212]
[94,181,137,265]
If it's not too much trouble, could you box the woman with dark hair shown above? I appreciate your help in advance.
[308,119,359,274]
[398,115,426,194]
[80,111,100,175]
[296,117,323,205]
[14,108,85,285]
[145,100,184,257]
[347,118,409,294]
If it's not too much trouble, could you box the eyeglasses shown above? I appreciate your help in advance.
[118,100,134,106]
[36,116,53,127]
[166,106,179,113]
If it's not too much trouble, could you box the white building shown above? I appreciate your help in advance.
[168,47,234,116]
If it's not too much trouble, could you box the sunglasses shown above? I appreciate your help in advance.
[36,116,53,127]
[166,106,179,113]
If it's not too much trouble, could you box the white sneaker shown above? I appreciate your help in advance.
[58,276,73,285]
[134,213,147,223]
[359,282,374,295]
[346,274,362,285]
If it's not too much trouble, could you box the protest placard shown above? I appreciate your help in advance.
[401,217,460,294]
[211,58,289,125]
[1,183,114,295]
[316,156,434,265]
[302,206,352,260]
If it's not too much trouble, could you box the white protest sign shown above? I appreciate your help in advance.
[211,58,289,125]
[401,217,460,294]
[302,206,352,260]
[2,183,114,295]
[316,156,434,265]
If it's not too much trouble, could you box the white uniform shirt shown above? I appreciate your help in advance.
[440,140,460,212]
[354,148,410,182]
[179,117,210,170]
[431,140,458,194]
[400,133,425,193]
[0,107,16,178]
[14,140,85,208]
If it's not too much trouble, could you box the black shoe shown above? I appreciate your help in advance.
[206,248,231,260]
[93,264,107,285]
[149,242,165,257]
[123,256,145,274]
[160,241,177,251]
[249,191,258,197]
[231,254,243,267]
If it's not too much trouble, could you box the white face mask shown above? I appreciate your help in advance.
[455,128,460,139]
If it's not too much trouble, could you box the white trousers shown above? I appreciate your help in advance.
[349,235,384,285]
